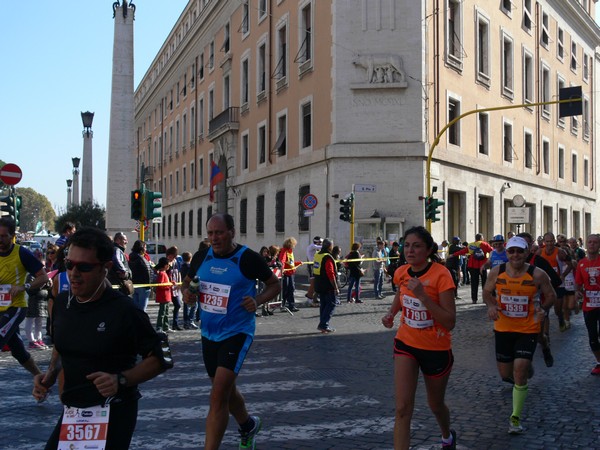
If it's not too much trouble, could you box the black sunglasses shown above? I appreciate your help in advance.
[65,259,104,273]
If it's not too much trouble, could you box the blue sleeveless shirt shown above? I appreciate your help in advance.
[196,246,257,341]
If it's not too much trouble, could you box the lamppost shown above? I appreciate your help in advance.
[72,157,81,206]
[66,179,73,209]
[500,182,511,236]
[81,111,94,203]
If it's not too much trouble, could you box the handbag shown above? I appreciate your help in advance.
[119,278,135,296]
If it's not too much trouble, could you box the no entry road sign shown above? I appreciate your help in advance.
[0,163,22,186]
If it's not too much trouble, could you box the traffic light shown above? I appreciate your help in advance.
[131,190,143,220]
[339,193,354,222]
[145,190,162,220]
[14,195,22,226]
[0,195,14,219]
[425,196,445,222]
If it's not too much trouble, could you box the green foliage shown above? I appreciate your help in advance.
[55,201,106,231]
[14,187,56,233]
[0,160,6,192]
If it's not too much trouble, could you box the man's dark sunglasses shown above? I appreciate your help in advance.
[65,259,104,273]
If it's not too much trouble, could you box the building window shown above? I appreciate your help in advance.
[258,124,266,164]
[183,166,187,192]
[275,190,285,233]
[478,112,488,155]
[199,98,204,136]
[256,195,265,233]
[523,0,532,31]
[541,65,550,119]
[258,42,267,94]
[174,213,179,238]
[558,146,565,179]
[208,89,214,121]
[240,198,247,234]
[540,11,549,47]
[583,54,590,81]
[199,157,204,186]
[448,96,460,146]
[584,158,589,187]
[181,211,185,237]
[298,3,312,63]
[275,23,287,80]
[543,140,550,174]
[502,33,514,97]
[190,161,195,190]
[557,76,565,127]
[476,14,490,83]
[301,100,312,149]
[199,52,205,80]
[223,75,230,109]
[557,27,564,60]
[571,115,579,136]
[275,114,287,156]
[523,51,534,103]
[572,153,578,183]
[524,131,533,169]
[197,208,203,236]
[501,0,512,14]
[209,40,215,70]
[503,121,513,162]
[190,107,195,143]
[583,97,590,140]
[182,114,187,148]
[298,185,310,232]
[169,173,173,197]
[258,0,267,20]
[241,1,250,35]
[222,23,230,53]
[446,0,463,69]
[188,209,193,236]
[241,58,249,106]
[242,132,249,170]
[571,40,578,72]
[168,214,172,238]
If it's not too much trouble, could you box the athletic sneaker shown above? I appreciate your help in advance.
[508,415,523,434]
[239,415,261,449]
[591,364,600,376]
[28,341,42,350]
[36,340,48,349]
[441,429,457,449]
[542,348,554,367]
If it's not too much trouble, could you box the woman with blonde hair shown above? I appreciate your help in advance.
[278,237,300,312]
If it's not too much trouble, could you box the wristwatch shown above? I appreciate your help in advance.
[117,373,128,388]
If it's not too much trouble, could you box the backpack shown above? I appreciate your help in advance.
[473,247,486,260]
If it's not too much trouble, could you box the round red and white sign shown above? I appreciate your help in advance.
[0,163,22,186]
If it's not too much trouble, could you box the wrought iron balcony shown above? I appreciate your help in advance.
[208,107,239,141]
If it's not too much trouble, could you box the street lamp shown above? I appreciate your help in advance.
[66,179,73,209]
[72,157,81,206]
[81,111,94,137]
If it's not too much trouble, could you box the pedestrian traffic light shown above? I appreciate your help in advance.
[0,195,14,219]
[131,190,143,220]
[14,195,22,227]
[425,196,445,222]
[145,190,162,220]
[339,193,354,222]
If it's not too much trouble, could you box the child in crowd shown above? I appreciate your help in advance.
[154,257,172,332]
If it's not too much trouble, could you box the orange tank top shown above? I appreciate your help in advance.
[494,264,540,334]
[393,263,455,350]
[539,247,559,274]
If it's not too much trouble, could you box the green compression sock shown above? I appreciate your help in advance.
[512,384,528,419]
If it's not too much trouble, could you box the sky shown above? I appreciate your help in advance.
[2,3,599,214]
[1,1,188,213]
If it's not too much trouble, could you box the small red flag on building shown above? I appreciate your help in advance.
[209,161,225,202]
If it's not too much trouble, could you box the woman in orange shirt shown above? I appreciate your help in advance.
[382,226,457,450]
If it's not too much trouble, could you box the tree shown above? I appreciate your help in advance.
[55,201,106,232]
[14,187,57,233]
[0,159,7,192]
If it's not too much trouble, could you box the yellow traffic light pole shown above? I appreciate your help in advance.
[425,97,582,232]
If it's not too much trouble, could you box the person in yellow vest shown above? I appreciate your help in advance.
[482,236,556,435]
[0,217,49,378]
[314,238,339,333]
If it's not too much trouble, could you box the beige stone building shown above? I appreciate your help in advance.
[134,0,600,254]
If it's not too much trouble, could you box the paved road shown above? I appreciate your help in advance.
[2,279,599,449]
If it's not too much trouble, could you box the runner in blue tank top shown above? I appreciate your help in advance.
[482,234,509,272]
[183,214,280,450]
